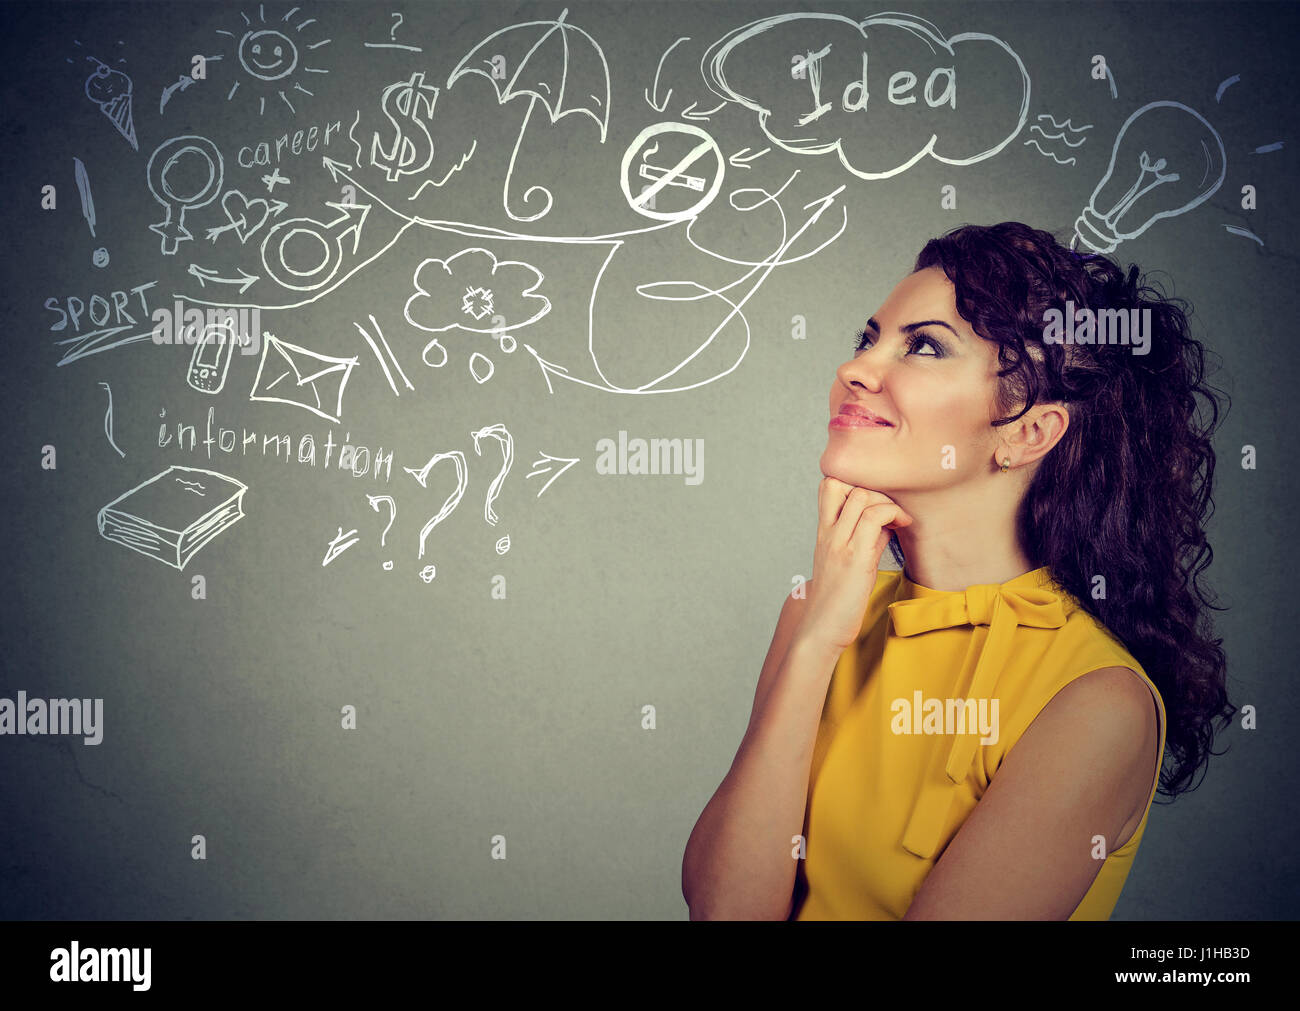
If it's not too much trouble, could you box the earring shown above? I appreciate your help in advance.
[1000,457,1011,473]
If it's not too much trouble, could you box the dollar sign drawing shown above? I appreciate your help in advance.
[371,71,438,182]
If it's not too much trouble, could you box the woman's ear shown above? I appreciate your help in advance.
[1000,403,1070,469]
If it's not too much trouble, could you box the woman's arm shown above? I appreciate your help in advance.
[682,479,911,920]
[680,584,842,920]
[902,665,1160,920]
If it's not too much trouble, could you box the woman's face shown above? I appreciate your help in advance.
[821,266,1007,493]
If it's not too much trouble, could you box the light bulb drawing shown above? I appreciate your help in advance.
[1073,100,1226,253]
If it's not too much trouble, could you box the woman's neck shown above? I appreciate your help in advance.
[889,480,1036,591]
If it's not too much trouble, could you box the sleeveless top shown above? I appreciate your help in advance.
[791,565,1166,920]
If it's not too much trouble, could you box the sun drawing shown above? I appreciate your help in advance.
[217,4,330,115]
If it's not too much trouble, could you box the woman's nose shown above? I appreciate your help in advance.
[839,347,886,393]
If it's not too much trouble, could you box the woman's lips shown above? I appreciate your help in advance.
[829,414,894,430]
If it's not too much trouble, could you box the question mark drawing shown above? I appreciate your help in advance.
[403,450,468,560]
[390,12,403,42]
[471,423,513,527]
[366,494,396,570]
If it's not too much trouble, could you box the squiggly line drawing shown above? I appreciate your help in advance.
[348,107,363,164]
[407,139,477,199]
[1036,113,1092,132]
[1022,139,1076,165]
[1029,124,1087,147]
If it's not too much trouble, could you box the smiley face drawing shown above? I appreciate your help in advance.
[219,8,330,115]
[238,29,299,81]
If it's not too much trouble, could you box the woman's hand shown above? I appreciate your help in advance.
[796,478,914,653]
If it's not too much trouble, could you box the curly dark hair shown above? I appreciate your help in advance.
[890,220,1234,801]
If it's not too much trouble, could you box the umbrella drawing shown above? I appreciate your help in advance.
[446,6,610,223]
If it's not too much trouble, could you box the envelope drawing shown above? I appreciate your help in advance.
[249,332,358,423]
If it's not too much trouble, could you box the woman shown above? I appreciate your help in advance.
[681,221,1234,920]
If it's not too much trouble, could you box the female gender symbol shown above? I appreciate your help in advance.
[146,135,224,255]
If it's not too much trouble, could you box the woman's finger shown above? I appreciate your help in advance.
[827,486,875,551]
[850,502,913,554]
[817,477,852,534]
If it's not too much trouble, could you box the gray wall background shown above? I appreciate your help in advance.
[1,0,1296,919]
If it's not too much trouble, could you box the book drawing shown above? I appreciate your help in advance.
[98,466,247,570]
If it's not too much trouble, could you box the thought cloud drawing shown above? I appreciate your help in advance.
[700,11,1031,180]
[403,248,552,334]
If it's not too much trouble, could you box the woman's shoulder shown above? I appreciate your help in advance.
[994,600,1166,777]
[1051,593,1155,683]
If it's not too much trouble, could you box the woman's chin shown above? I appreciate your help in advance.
[819,449,889,488]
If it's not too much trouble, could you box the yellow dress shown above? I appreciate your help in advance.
[791,565,1166,920]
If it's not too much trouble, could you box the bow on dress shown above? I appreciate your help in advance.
[885,577,1075,860]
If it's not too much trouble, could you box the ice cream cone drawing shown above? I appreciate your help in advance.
[84,56,137,151]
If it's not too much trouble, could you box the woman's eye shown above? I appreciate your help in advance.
[851,331,945,358]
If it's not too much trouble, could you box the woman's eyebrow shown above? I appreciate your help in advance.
[865,316,966,343]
